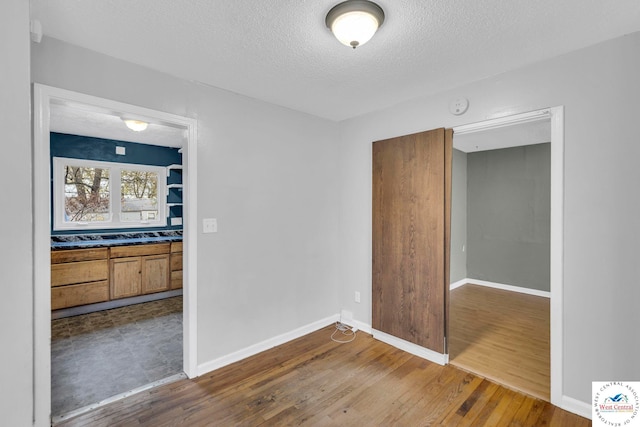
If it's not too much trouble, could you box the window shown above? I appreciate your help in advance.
[53,157,167,230]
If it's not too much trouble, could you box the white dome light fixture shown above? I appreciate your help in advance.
[122,118,149,132]
[326,0,385,49]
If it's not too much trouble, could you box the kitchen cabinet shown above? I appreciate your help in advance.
[51,241,180,311]
[110,243,170,299]
[51,248,109,309]
[170,241,183,289]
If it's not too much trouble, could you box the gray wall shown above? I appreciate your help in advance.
[450,149,467,283]
[0,0,33,425]
[32,37,343,372]
[467,144,551,291]
[337,32,640,405]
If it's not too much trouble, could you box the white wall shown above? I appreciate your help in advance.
[337,32,640,405]
[31,38,343,364]
[0,1,33,425]
[19,16,640,419]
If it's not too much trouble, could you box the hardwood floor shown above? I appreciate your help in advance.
[449,284,550,401]
[57,324,586,426]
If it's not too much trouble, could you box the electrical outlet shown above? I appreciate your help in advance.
[355,291,361,303]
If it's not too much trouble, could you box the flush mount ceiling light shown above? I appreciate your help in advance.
[326,0,385,49]
[122,118,149,132]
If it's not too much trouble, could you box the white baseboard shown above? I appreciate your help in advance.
[450,279,468,291]
[197,314,339,376]
[561,395,592,420]
[451,278,551,298]
[372,329,448,365]
[351,319,372,334]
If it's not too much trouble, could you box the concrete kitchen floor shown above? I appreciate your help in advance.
[51,296,183,416]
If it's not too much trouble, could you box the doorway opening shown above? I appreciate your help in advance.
[449,107,563,406]
[33,85,199,425]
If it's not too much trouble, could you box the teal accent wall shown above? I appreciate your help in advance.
[50,132,182,234]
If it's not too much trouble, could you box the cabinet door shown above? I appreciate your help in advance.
[141,254,170,294]
[111,257,142,299]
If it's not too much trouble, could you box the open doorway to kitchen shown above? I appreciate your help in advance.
[33,85,198,425]
[448,107,564,406]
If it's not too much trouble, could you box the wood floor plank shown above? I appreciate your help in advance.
[449,284,551,401]
[56,325,587,427]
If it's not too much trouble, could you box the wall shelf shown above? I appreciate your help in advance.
[167,164,183,176]
[167,164,183,225]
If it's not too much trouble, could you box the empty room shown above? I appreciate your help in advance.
[3,1,640,426]
[448,121,553,402]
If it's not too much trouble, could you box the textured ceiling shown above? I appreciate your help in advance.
[50,103,186,147]
[31,0,640,121]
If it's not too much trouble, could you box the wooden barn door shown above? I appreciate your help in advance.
[372,128,452,354]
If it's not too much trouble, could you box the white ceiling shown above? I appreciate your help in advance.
[31,0,640,122]
[50,102,185,147]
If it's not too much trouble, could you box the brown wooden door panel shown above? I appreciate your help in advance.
[141,254,170,294]
[110,257,142,299]
[373,128,451,353]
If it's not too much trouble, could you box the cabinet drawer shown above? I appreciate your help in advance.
[171,241,183,253]
[52,247,108,264]
[110,243,170,258]
[51,281,109,310]
[171,270,183,289]
[170,253,183,271]
[51,260,109,287]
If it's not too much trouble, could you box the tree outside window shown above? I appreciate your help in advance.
[64,166,110,222]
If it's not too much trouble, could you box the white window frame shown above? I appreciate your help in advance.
[53,157,167,231]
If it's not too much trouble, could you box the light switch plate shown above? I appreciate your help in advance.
[203,218,217,233]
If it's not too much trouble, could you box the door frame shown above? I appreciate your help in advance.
[32,84,199,424]
[452,106,564,407]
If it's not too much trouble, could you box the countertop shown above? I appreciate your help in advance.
[51,230,183,249]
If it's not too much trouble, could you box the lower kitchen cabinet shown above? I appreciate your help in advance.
[110,243,171,299]
[110,257,142,299]
[170,241,183,289]
[51,241,179,311]
[51,248,110,309]
[141,254,170,294]
[110,254,170,298]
